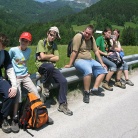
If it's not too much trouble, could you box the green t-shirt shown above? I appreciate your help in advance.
[96,35,111,53]
[35,39,59,68]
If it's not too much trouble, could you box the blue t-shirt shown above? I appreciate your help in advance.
[9,47,31,77]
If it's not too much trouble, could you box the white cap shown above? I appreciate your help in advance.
[49,26,61,39]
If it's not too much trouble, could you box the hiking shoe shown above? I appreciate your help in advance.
[90,89,104,96]
[47,116,54,125]
[83,91,90,103]
[102,82,113,91]
[11,117,20,133]
[2,118,11,133]
[58,103,73,116]
[126,79,134,86]
[114,80,126,89]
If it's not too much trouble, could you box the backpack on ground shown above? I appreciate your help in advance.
[67,32,84,57]
[19,93,48,131]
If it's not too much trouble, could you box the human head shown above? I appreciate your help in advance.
[102,27,112,39]
[19,32,32,50]
[83,25,94,40]
[19,32,32,42]
[113,29,120,40]
[0,33,9,50]
[47,26,61,41]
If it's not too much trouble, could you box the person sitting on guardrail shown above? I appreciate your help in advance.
[0,33,18,133]
[8,32,41,132]
[65,25,108,104]
[110,29,134,86]
[35,26,73,116]
[96,27,126,91]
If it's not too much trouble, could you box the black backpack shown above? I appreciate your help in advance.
[67,32,84,57]
[107,51,124,67]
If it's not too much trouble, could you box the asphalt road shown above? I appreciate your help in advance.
[1,70,138,138]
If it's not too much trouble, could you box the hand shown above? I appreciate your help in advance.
[64,64,71,68]
[107,52,113,56]
[8,87,17,98]
[101,63,107,69]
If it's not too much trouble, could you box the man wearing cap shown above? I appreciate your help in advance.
[35,26,73,116]
[9,32,41,132]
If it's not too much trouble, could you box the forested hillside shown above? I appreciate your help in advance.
[59,0,138,27]
[0,0,138,46]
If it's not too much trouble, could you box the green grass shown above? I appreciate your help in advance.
[6,45,138,74]
[124,22,138,28]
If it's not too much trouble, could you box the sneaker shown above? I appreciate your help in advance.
[114,80,126,89]
[126,79,134,86]
[2,118,11,133]
[47,116,54,125]
[58,103,73,116]
[90,89,104,96]
[11,116,20,133]
[83,91,90,103]
[102,82,113,91]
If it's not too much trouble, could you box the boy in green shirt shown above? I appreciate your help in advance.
[35,26,73,116]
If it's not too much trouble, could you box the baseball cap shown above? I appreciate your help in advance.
[20,32,32,41]
[49,26,61,39]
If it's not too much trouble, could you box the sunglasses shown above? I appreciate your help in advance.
[49,33,56,38]
[21,38,29,43]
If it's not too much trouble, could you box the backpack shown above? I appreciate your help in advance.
[67,32,84,57]
[107,51,124,67]
[19,93,48,132]
[0,50,5,67]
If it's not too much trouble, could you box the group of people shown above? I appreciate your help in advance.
[0,25,134,134]
[65,25,134,103]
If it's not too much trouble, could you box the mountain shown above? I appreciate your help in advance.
[35,0,100,9]
[58,0,138,27]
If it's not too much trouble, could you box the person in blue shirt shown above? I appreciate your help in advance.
[9,32,40,132]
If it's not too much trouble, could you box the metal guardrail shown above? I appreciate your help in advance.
[0,54,138,103]
[30,54,138,91]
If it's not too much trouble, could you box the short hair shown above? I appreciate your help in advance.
[85,25,95,33]
[102,27,112,35]
[0,33,9,46]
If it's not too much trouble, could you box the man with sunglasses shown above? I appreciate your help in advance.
[65,25,108,103]
[8,32,41,132]
[35,26,73,116]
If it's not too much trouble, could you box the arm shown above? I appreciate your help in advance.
[65,50,78,68]
[39,52,59,62]
[95,50,107,68]
[4,51,17,98]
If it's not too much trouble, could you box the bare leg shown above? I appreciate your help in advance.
[123,70,129,80]
[116,70,123,81]
[93,74,105,89]
[83,74,91,92]
[105,71,114,82]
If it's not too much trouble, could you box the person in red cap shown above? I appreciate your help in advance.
[35,26,73,116]
[8,32,40,133]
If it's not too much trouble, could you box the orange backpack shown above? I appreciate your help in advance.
[19,93,48,131]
